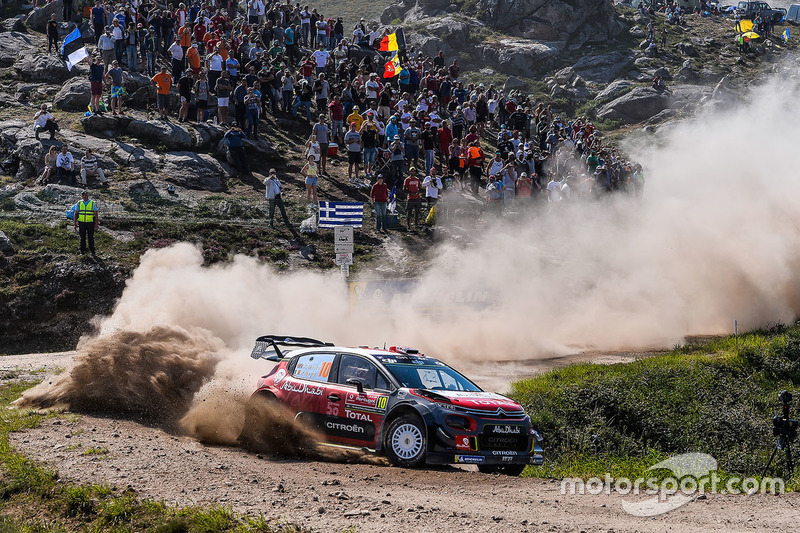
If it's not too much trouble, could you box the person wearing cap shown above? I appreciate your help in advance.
[72,190,99,255]
[264,169,291,228]
[370,174,389,233]
[346,105,363,130]
[124,22,141,72]
[344,121,362,184]
[80,149,109,188]
[98,27,117,72]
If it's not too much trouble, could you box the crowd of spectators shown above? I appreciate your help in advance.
[33,0,645,229]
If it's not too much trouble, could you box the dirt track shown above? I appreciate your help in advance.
[5,351,799,532]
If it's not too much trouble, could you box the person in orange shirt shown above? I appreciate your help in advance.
[178,21,192,55]
[186,44,201,75]
[218,39,230,61]
[151,66,173,120]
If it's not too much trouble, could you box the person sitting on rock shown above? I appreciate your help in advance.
[56,145,76,186]
[38,146,59,185]
[33,104,59,140]
[80,149,109,188]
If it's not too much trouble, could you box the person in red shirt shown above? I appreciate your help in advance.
[194,20,207,54]
[403,167,423,231]
[438,120,453,163]
[370,174,389,233]
[328,94,344,143]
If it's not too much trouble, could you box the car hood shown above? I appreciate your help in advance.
[415,389,523,412]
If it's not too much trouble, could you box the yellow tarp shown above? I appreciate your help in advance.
[736,20,754,33]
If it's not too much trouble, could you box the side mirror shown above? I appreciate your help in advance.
[346,378,364,393]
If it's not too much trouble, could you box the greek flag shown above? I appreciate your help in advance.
[62,27,88,71]
[318,202,363,228]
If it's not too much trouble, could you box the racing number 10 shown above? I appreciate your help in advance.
[319,361,332,379]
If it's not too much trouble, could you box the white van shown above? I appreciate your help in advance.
[788,4,800,25]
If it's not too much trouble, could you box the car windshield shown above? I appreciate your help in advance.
[384,363,482,392]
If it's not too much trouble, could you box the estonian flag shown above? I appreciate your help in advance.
[379,28,405,52]
[783,28,791,43]
[384,52,401,78]
[62,27,88,71]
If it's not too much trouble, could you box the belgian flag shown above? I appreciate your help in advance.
[379,28,406,52]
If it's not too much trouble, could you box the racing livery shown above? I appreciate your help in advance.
[241,335,544,475]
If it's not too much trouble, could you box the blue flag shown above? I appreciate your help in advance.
[388,184,397,213]
[783,28,791,43]
[61,28,88,71]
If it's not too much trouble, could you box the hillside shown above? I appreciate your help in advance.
[0,1,797,353]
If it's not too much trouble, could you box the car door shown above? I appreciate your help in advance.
[278,352,335,420]
[322,354,392,449]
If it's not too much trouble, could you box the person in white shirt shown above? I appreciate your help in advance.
[263,168,291,228]
[311,46,330,75]
[547,178,562,203]
[80,149,108,187]
[365,73,380,106]
[168,37,184,80]
[56,145,75,185]
[33,104,59,139]
[422,167,443,209]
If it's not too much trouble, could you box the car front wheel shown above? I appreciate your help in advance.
[385,415,427,468]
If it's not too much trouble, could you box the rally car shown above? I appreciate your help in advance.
[240,335,543,475]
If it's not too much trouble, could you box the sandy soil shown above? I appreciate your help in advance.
[4,351,798,532]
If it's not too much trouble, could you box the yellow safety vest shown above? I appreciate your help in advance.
[76,200,96,223]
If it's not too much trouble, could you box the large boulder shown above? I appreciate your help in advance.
[53,78,91,111]
[80,114,132,135]
[25,0,64,32]
[14,54,72,83]
[126,120,194,150]
[477,39,559,77]
[594,79,634,101]
[0,32,36,67]
[161,152,227,192]
[571,51,634,83]
[2,16,26,33]
[596,87,670,124]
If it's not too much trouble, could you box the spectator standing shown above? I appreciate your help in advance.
[151,66,173,120]
[98,27,116,71]
[168,36,184,81]
[300,154,319,208]
[143,26,159,77]
[104,60,125,115]
[91,1,106,45]
[388,134,404,189]
[344,121,362,184]
[244,87,261,138]
[194,71,210,122]
[125,23,141,72]
[177,70,193,122]
[56,145,75,185]
[215,70,233,124]
[73,190,99,255]
[312,115,330,175]
[33,104,59,140]
[370,174,389,233]
[422,167,442,210]
[47,14,59,55]
[111,18,125,65]
[403,167,423,231]
[80,149,108,188]
[264,168,291,228]
[224,123,249,174]
[88,56,105,114]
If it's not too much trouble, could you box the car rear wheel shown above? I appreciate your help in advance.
[385,415,426,468]
[478,464,527,476]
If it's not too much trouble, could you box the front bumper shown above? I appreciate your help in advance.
[428,424,544,466]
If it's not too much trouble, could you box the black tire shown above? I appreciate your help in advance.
[384,414,427,468]
[477,464,527,476]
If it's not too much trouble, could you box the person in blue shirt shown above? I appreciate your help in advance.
[224,123,249,175]
[91,1,106,45]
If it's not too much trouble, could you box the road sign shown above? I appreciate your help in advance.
[335,253,353,265]
[334,226,354,254]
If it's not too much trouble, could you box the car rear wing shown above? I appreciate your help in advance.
[250,335,333,362]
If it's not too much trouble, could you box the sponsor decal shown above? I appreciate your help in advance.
[454,455,485,464]
[488,425,523,435]
[345,392,388,413]
[280,381,324,396]
[326,421,365,434]
[396,390,407,399]
[485,436,522,448]
[491,450,519,456]
[345,410,372,421]
[502,456,514,462]
[455,435,473,451]
[318,361,332,379]
[314,414,376,440]
[273,369,287,385]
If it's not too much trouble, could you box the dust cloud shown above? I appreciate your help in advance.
[16,77,800,455]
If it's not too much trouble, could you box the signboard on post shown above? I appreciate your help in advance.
[334,226,354,254]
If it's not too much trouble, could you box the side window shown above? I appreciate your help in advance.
[338,354,382,390]
[292,353,335,383]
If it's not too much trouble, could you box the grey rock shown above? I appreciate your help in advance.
[675,42,698,56]
[643,108,677,125]
[128,179,159,197]
[25,0,63,32]
[628,70,651,82]
[478,39,559,77]
[127,120,194,150]
[503,76,528,92]
[2,16,26,33]
[629,25,646,38]
[595,80,634,101]
[653,67,671,81]
[634,57,653,67]
[15,54,72,83]
[0,230,14,256]
[597,87,670,124]
[0,93,18,108]
[0,183,24,199]
[552,67,576,85]
[162,152,227,192]
[0,32,35,67]
[572,51,634,83]
[53,77,91,111]
[80,114,132,134]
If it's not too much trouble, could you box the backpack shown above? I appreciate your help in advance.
[65,207,76,221]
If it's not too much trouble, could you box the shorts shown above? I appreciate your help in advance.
[217,97,229,107]
[407,198,422,210]
[348,151,361,164]
[305,176,318,187]
[405,145,419,159]
[180,95,188,104]
[197,99,208,109]
[90,81,102,96]
[157,93,169,109]
[319,142,329,156]
[111,86,123,98]
[363,147,377,165]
